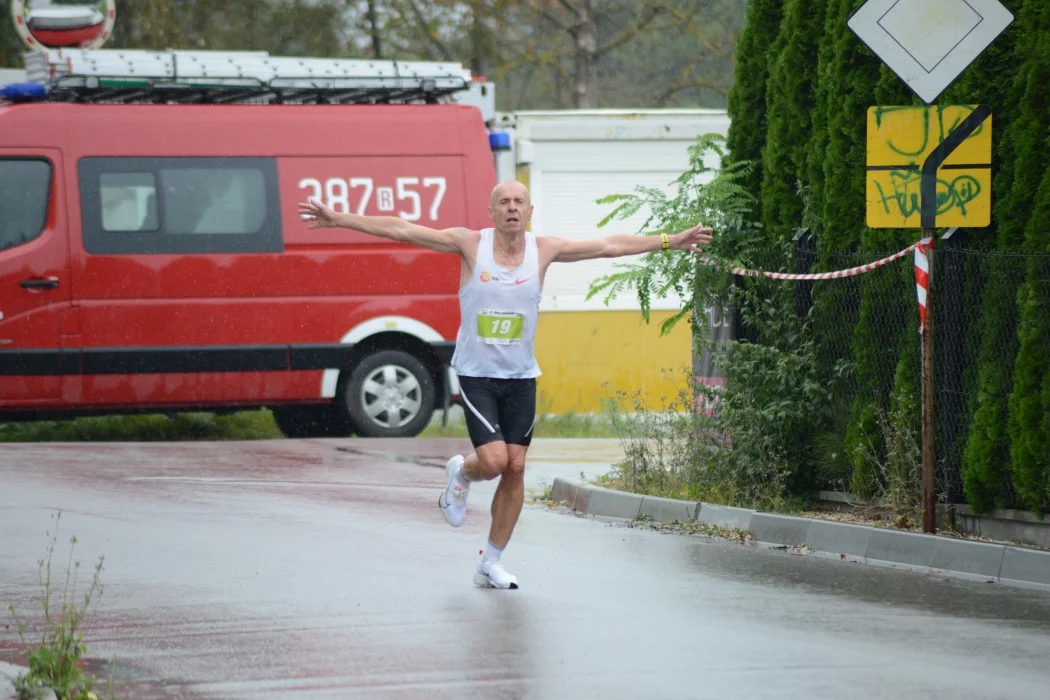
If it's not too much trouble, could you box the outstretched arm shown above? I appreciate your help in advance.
[548,225,713,263]
[297,198,467,254]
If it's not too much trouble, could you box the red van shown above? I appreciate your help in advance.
[0,50,499,437]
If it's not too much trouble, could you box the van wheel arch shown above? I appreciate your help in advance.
[334,332,445,438]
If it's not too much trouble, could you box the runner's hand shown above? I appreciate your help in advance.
[670,225,714,253]
[297,198,339,229]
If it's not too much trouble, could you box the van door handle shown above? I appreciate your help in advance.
[21,277,60,289]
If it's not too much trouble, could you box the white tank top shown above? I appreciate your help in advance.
[452,228,542,379]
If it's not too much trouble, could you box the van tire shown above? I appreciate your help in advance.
[342,349,434,438]
[271,405,351,438]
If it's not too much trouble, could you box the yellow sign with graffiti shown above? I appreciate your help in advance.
[866,105,992,229]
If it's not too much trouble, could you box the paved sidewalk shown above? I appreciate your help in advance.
[552,477,1050,589]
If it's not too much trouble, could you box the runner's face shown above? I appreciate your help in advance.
[490,185,532,235]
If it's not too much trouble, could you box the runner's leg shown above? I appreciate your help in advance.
[441,377,506,527]
[474,379,535,588]
[487,443,526,549]
[485,378,536,549]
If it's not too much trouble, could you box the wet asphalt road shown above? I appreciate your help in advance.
[3,438,1050,700]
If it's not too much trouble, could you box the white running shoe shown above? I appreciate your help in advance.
[474,559,519,589]
[439,455,469,527]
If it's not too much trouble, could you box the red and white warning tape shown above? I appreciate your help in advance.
[700,237,935,334]
[700,241,920,281]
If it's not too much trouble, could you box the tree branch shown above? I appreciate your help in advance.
[555,0,579,16]
[401,0,454,61]
[525,2,573,31]
[657,77,730,106]
[652,0,735,60]
[595,3,662,58]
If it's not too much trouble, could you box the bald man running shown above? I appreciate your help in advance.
[298,181,713,589]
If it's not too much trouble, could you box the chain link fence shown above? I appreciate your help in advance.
[694,232,1050,508]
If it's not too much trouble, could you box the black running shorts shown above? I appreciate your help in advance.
[457,376,537,448]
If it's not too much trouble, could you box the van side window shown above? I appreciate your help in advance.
[101,172,159,233]
[0,159,51,253]
[79,157,282,255]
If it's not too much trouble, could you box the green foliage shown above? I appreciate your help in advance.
[107,0,346,56]
[591,139,845,510]
[978,0,1047,253]
[845,402,880,500]
[603,283,844,512]
[587,133,762,343]
[760,0,827,243]
[804,0,843,239]
[0,410,283,442]
[805,1,885,458]
[419,411,619,439]
[961,0,1050,513]
[603,380,702,502]
[819,0,884,256]
[1007,275,1050,515]
[612,0,1050,519]
[0,1,22,68]
[711,283,842,488]
[883,346,922,511]
[962,301,1019,511]
[0,1,745,112]
[844,382,922,514]
[1006,157,1050,515]
[725,0,784,221]
[7,512,110,700]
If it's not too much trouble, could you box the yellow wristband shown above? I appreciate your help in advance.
[661,233,669,250]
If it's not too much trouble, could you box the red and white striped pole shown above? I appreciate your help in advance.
[914,235,935,333]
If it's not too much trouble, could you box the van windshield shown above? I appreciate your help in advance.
[0,159,51,253]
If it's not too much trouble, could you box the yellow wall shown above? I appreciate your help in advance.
[533,310,694,414]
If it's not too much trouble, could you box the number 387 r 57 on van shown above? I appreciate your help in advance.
[0,49,501,438]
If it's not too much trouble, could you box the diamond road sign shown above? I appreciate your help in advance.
[848,0,1014,104]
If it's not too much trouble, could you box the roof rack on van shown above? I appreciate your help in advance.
[20,48,493,117]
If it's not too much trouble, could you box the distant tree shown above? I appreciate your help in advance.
[108,0,345,56]
[0,0,22,68]
[936,0,1023,512]
[515,0,663,108]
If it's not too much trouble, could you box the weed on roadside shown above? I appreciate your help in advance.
[420,412,618,439]
[0,411,282,442]
[6,512,116,700]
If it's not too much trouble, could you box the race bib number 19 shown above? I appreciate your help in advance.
[477,309,525,345]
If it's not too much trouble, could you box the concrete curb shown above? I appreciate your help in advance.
[550,477,1050,590]
[0,661,58,700]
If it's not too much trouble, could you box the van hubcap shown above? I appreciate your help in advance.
[360,364,422,429]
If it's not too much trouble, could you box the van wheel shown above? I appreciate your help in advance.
[271,405,351,438]
[342,350,434,438]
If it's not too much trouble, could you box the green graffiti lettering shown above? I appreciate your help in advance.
[873,170,982,221]
[935,175,981,216]
[876,105,983,160]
